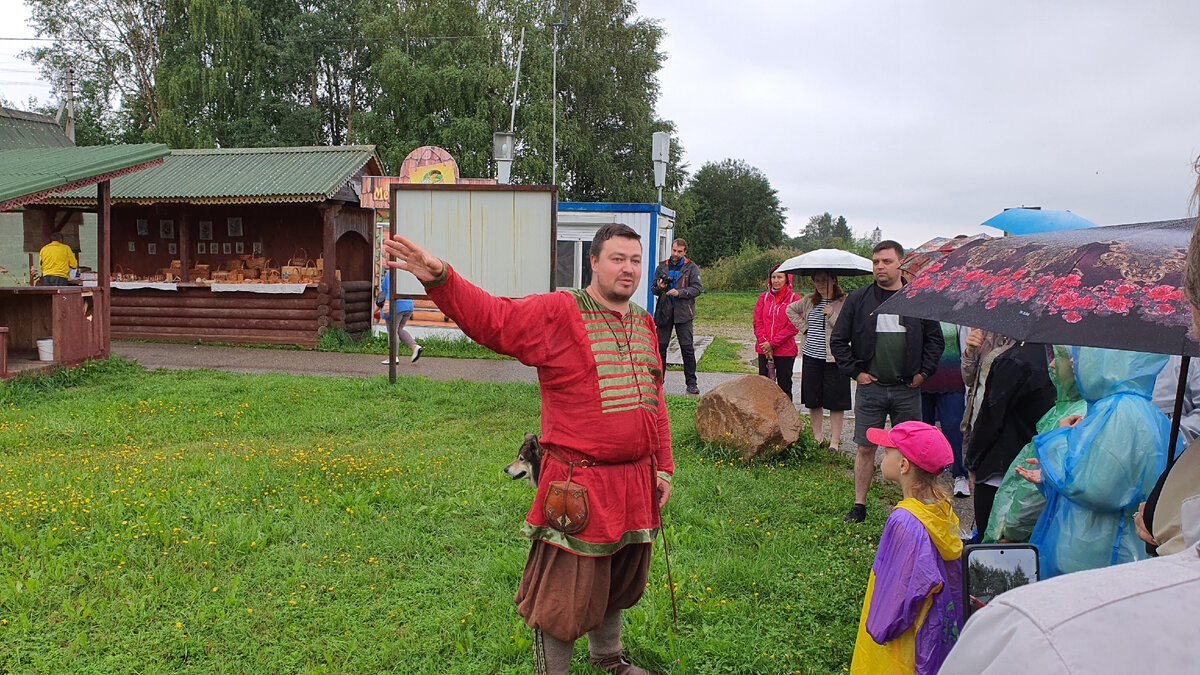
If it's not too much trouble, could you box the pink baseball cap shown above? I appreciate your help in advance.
[866,421,953,474]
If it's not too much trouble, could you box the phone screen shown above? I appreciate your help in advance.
[962,544,1039,620]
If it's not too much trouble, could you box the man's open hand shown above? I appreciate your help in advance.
[381,234,445,283]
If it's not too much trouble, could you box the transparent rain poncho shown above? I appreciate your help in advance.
[1029,346,1173,577]
[983,346,1087,543]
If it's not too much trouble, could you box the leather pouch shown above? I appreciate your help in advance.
[544,478,589,534]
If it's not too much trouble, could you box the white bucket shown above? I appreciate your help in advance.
[36,338,54,362]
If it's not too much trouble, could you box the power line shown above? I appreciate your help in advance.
[0,34,495,46]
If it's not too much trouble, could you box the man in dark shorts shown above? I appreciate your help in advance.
[830,240,943,523]
[383,223,673,675]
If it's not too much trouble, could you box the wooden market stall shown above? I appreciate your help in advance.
[0,138,168,378]
[38,146,383,347]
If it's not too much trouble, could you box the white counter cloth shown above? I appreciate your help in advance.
[209,283,309,294]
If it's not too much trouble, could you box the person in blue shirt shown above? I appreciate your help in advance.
[377,270,422,364]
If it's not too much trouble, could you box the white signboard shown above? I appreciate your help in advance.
[390,186,555,298]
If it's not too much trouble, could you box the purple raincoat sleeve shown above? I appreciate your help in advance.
[865,510,945,644]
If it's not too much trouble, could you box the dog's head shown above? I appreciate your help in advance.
[504,433,543,488]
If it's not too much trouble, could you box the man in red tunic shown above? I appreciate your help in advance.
[383,223,674,675]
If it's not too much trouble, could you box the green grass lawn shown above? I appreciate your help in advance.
[692,290,817,328]
[693,292,760,328]
[0,360,896,673]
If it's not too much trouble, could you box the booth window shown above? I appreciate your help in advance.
[555,240,593,290]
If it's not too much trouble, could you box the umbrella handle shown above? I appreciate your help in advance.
[1168,355,1190,464]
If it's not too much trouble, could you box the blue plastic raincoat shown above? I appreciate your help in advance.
[1029,347,1171,577]
[984,346,1087,543]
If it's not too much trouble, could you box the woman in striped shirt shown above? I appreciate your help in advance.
[788,272,852,451]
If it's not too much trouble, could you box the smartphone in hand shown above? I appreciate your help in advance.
[961,543,1040,621]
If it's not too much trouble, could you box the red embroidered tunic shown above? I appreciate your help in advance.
[425,265,674,556]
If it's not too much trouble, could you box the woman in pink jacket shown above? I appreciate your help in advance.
[753,264,802,399]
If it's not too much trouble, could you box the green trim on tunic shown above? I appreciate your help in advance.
[521,523,659,557]
[570,290,660,414]
[421,262,451,288]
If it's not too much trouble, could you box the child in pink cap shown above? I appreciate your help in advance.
[850,421,963,675]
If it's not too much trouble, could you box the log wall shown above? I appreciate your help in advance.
[111,287,322,347]
[337,280,373,337]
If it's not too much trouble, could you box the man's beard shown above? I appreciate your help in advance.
[598,279,636,304]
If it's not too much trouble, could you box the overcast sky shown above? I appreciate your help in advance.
[3,1,1199,247]
[640,0,1200,245]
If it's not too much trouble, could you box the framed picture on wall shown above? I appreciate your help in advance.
[159,220,174,239]
[209,243,218,254]
[197,242,206,255]
[148,243,157,255]
[128,241,136,251]
[235,241,245,254]
[223,242,232,255]
[227,217,243,237]
[252,241,262,254]
[199,220,213,241]
[169,243,177,255]
[136,219,149,236]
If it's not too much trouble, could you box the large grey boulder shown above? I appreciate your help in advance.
[695,375,802,459]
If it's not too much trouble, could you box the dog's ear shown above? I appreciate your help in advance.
[525,432,536,441]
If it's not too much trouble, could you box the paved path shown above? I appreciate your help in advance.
[111,341,744,398]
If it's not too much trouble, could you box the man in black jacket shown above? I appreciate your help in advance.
[830,240,944,523]
[652,238,704,395]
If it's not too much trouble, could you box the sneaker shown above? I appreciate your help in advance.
[410,344,423,364]
[844,504,866,523]
[686,385,700,396]
[954,476,971,498]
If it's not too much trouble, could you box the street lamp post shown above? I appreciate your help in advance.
[551,5,567,190]
[494,132,516,184]
[652,132,670,204]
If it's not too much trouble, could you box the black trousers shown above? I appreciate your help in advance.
[757,354,796,400]
[973,482,999,536]
[657,321,696,388]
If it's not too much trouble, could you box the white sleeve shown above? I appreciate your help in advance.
[1153,356,1181,417]
[1154,355,1200,445]
[939,602,1068,674]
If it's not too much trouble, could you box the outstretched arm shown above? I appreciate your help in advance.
[381,234,551,365]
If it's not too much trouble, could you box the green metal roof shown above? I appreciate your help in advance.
[0,144,169,212]
[41,145,382,206]
[0,107,74,150]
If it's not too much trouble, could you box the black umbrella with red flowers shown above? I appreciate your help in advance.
[878,219,1199,357]
[876,218,1198,460]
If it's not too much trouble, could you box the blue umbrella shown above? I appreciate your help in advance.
[982,208,1098,235]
